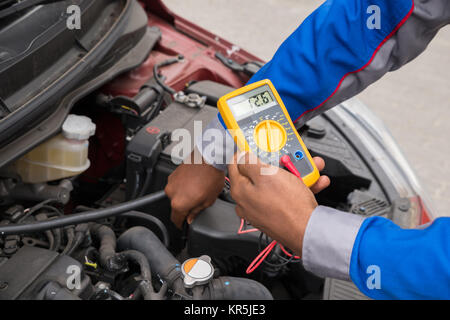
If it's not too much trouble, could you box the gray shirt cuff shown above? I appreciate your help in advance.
[195,116,237,171]
[302,206,365,280]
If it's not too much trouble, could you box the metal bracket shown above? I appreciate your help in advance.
[173,91,206,109]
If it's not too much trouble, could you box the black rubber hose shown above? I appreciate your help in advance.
[0,191,166,236]
[115,249,166,300]
[66,224,89,255]
[61,227,75,255]
[117,250,152,281]
[45,230,55,250]
[118,227,188,298]
[129,171,141,200]
[120,211,169,248]
[52,227,62,252]
[117,227,273,300]
[117,226,179,283]
[90,224,118,271]
[117,226,186,297]
[35,213,54,250]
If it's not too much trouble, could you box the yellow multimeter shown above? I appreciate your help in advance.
[217,79,320,187]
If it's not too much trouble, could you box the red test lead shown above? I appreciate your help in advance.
[241,155,304,274]
[280,155,302,180]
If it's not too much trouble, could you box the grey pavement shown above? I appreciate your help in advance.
[163,0,450,217]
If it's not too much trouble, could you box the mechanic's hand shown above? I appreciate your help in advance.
[228,152,330,256]
[165,148,225,229]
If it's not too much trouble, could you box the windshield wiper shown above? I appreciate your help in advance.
[0,0,66,19]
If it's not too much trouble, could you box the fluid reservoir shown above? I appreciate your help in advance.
[12,115,96,184]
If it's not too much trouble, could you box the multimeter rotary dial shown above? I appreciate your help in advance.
[253,120,287,152]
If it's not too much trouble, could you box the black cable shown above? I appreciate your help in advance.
[35,213,55,250]
[52,226,62,252]
[75,205,170,247]
[264,233,301,265]
[153,55,184,95]
[18,199,60,223]
[120,211,169,248]
[0,191,166,236]
[144,91,164,122]
[256,232,297,269]
[41,205,64,217]
[129,171,141,200]
[61,227,75,255]
[45,230,55,251]
[66,224,89,255]
[66,232,84,255]
[261,233,297,264]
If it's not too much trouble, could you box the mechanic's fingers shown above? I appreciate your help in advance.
[227,157,239,180]
[234,152,269,183]
[310,175,331,194]
[186,205,206,224]
[170,207,187,229]
[312,156,326,172]
[228,153,252,185]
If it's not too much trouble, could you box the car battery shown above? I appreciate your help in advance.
[126,100,218,196]
[125,100,218,249]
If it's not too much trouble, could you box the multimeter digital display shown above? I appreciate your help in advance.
[218,79,320,187]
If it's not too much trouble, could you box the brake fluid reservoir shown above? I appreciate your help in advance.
[12,115,96,183]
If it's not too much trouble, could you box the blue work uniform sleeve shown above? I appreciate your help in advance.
[303,206,450,299]
[196,0,450,170]
[350,216,450,299]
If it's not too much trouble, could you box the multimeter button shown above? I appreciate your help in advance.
[254,120,287,153]
[294,150,304,160]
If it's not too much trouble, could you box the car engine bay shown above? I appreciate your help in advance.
[0,0,419,300]
[0,77,394,299]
